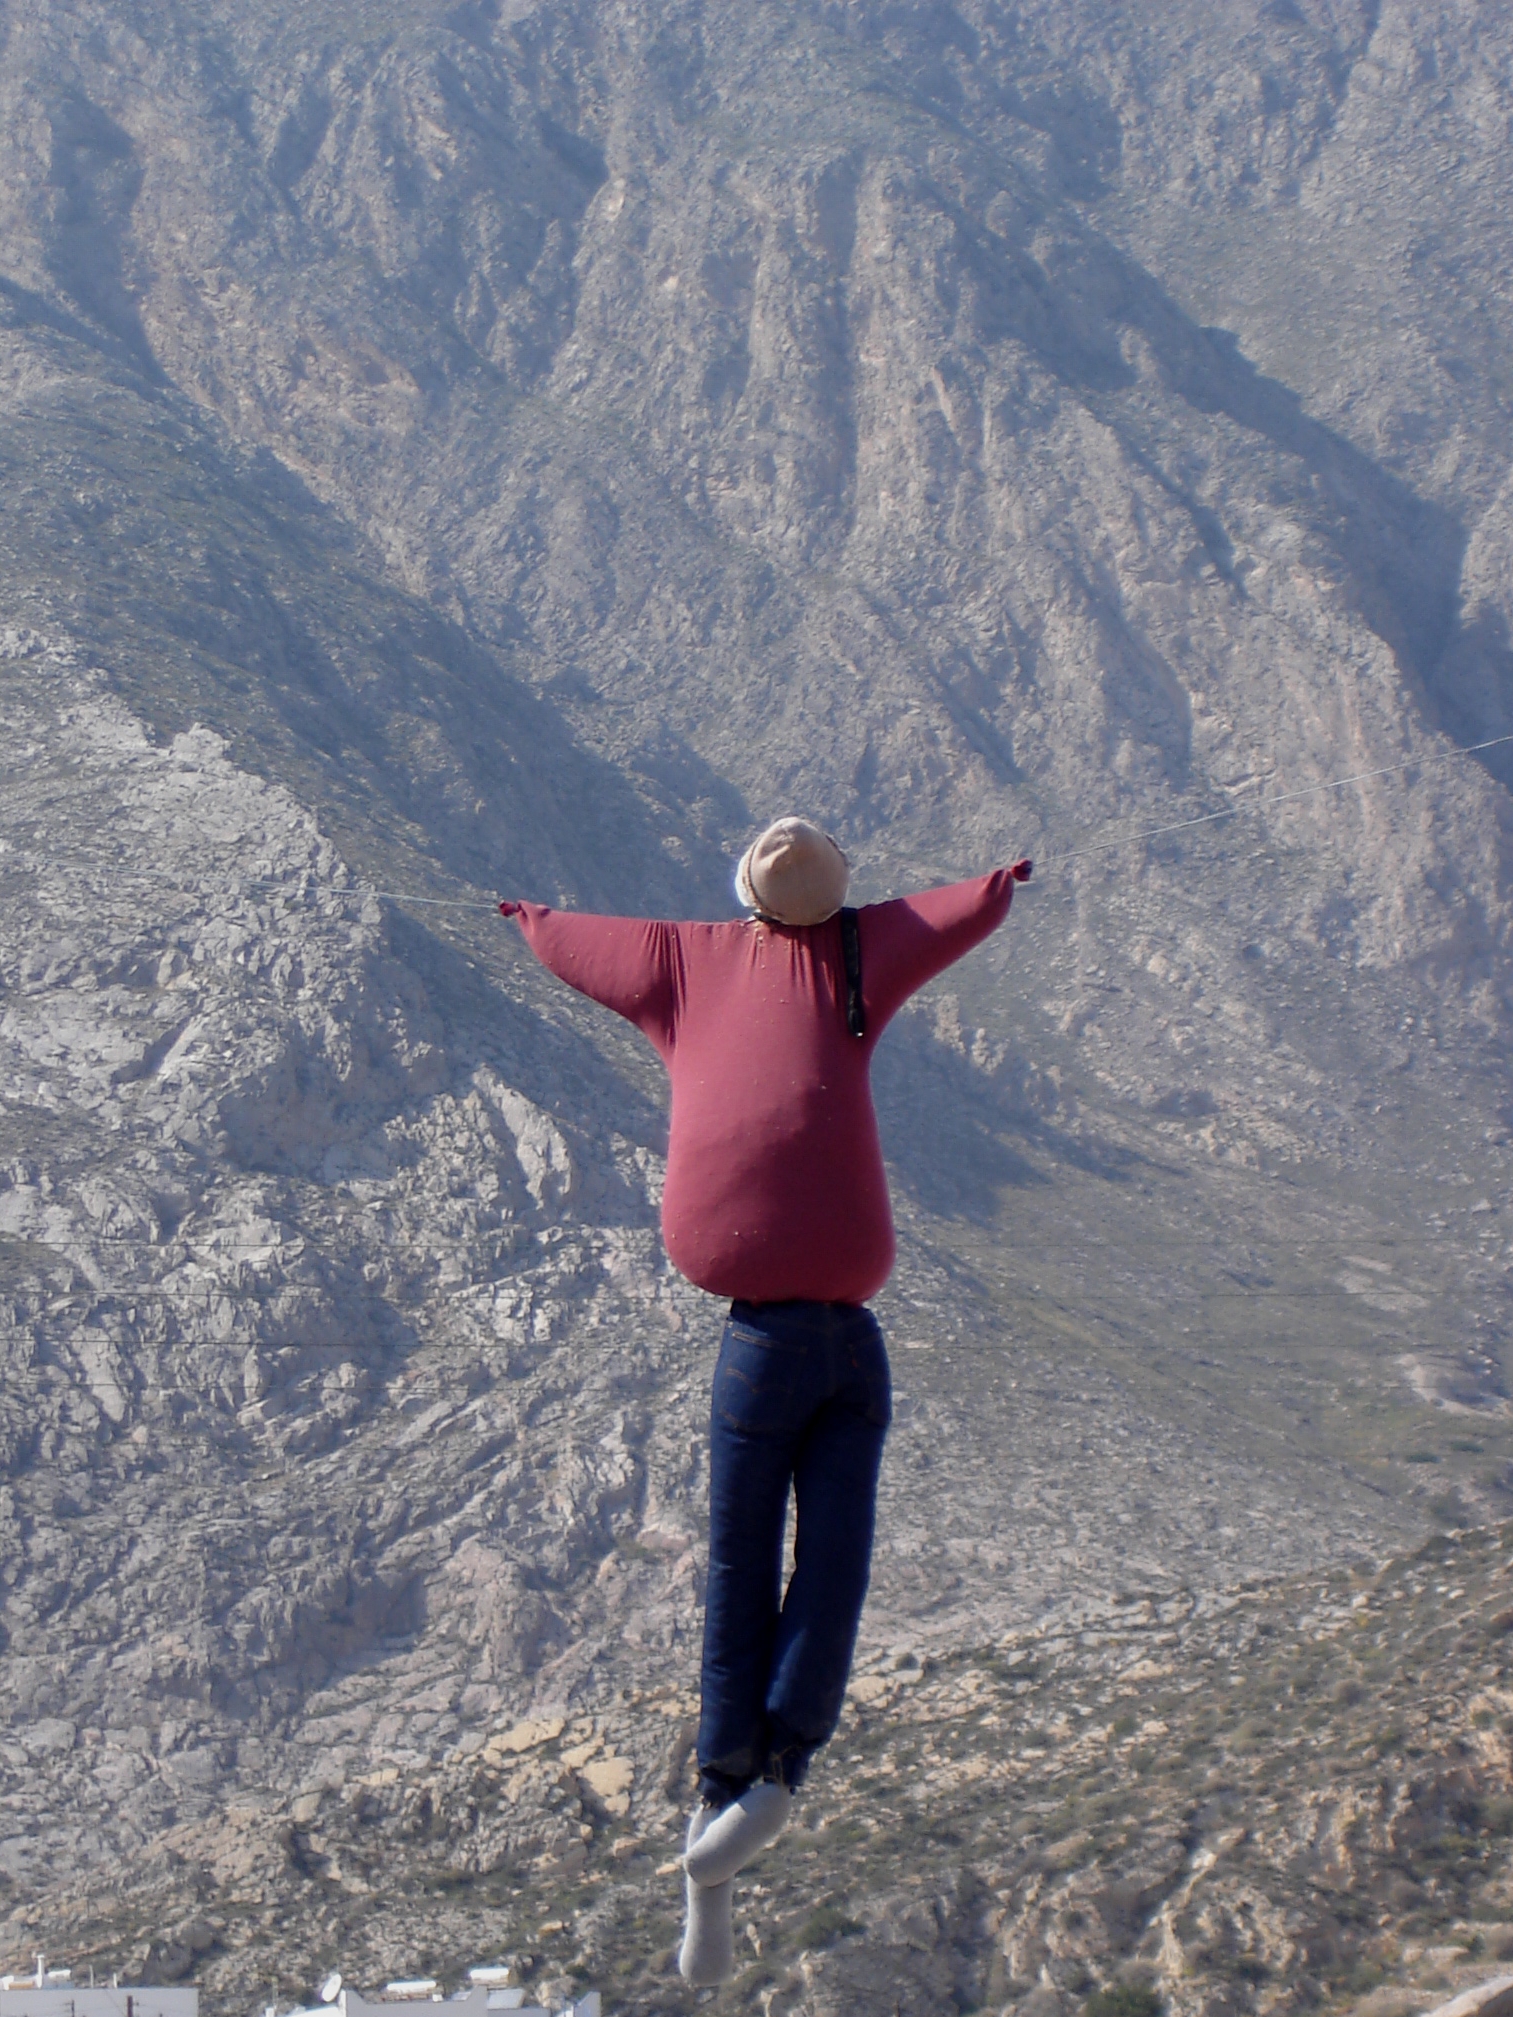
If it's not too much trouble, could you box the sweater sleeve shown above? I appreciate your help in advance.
[507,903,678,1049]
[860,870,1018,1030]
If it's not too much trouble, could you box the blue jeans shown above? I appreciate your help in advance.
[698,1299,892,1804]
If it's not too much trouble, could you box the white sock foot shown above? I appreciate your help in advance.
[678,1806,734,1987]
[684,1779,791,1888]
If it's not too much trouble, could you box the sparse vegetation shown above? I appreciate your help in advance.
[795,1903,866,1949]
[1084,1982,1162,2017]
[8,1524,1513,2015]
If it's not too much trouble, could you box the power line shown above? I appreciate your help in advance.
[3,1332,1498,1360]
[1039,731,1513,867]
[8,734,1508,916]
[368,892,504,910]
[13,1278,1484,1312]
[345,728,1513,897]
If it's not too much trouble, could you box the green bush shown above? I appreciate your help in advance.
[798,1902,866,1949]
[1084,1983,1162,2017]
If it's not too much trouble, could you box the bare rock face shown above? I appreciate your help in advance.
[1,1,1512,2009]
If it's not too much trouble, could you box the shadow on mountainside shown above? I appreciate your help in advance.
[873,1016,1146,1222]
[939,164,1513,791]
[836,0,1490,773]
[41,89,166,383]
[0,320,740,924]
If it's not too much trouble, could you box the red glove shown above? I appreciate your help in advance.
[498,900,523,918]
[1010,858,1033,882]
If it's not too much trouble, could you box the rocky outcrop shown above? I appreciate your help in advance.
[10,1523,1513,2017]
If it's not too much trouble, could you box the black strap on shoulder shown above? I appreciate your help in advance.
[840,907,865,1039]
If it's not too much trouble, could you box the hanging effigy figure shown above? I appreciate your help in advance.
[500,818,1032,1984]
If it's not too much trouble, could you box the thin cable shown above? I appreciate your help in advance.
[1041,731,1513,868]
[367,892,504,909]
[23,1268,1454,1291]
[231,880,503,911]
[20,1279,1467,1311]
[7,1326,1492,1358]
[6,732,1510,911]
[239,727,1513,897]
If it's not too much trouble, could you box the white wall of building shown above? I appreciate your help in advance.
[0,1989,198,2017]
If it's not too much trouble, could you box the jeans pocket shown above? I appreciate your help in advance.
[862,1361,893,1431]
[846,1325,892,1430]
[714,1326,806,1437]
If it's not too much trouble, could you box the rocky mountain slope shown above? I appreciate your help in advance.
[11,1520,1513,2017]
[2,0,1513,2009]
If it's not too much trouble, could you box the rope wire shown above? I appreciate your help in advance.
[251,727,1513,906]
[3,731,1509,915]
[1038,730,1513,868]
[6,730,1509,1321]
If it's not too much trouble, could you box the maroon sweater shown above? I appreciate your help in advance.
[504,871,1019,1304]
